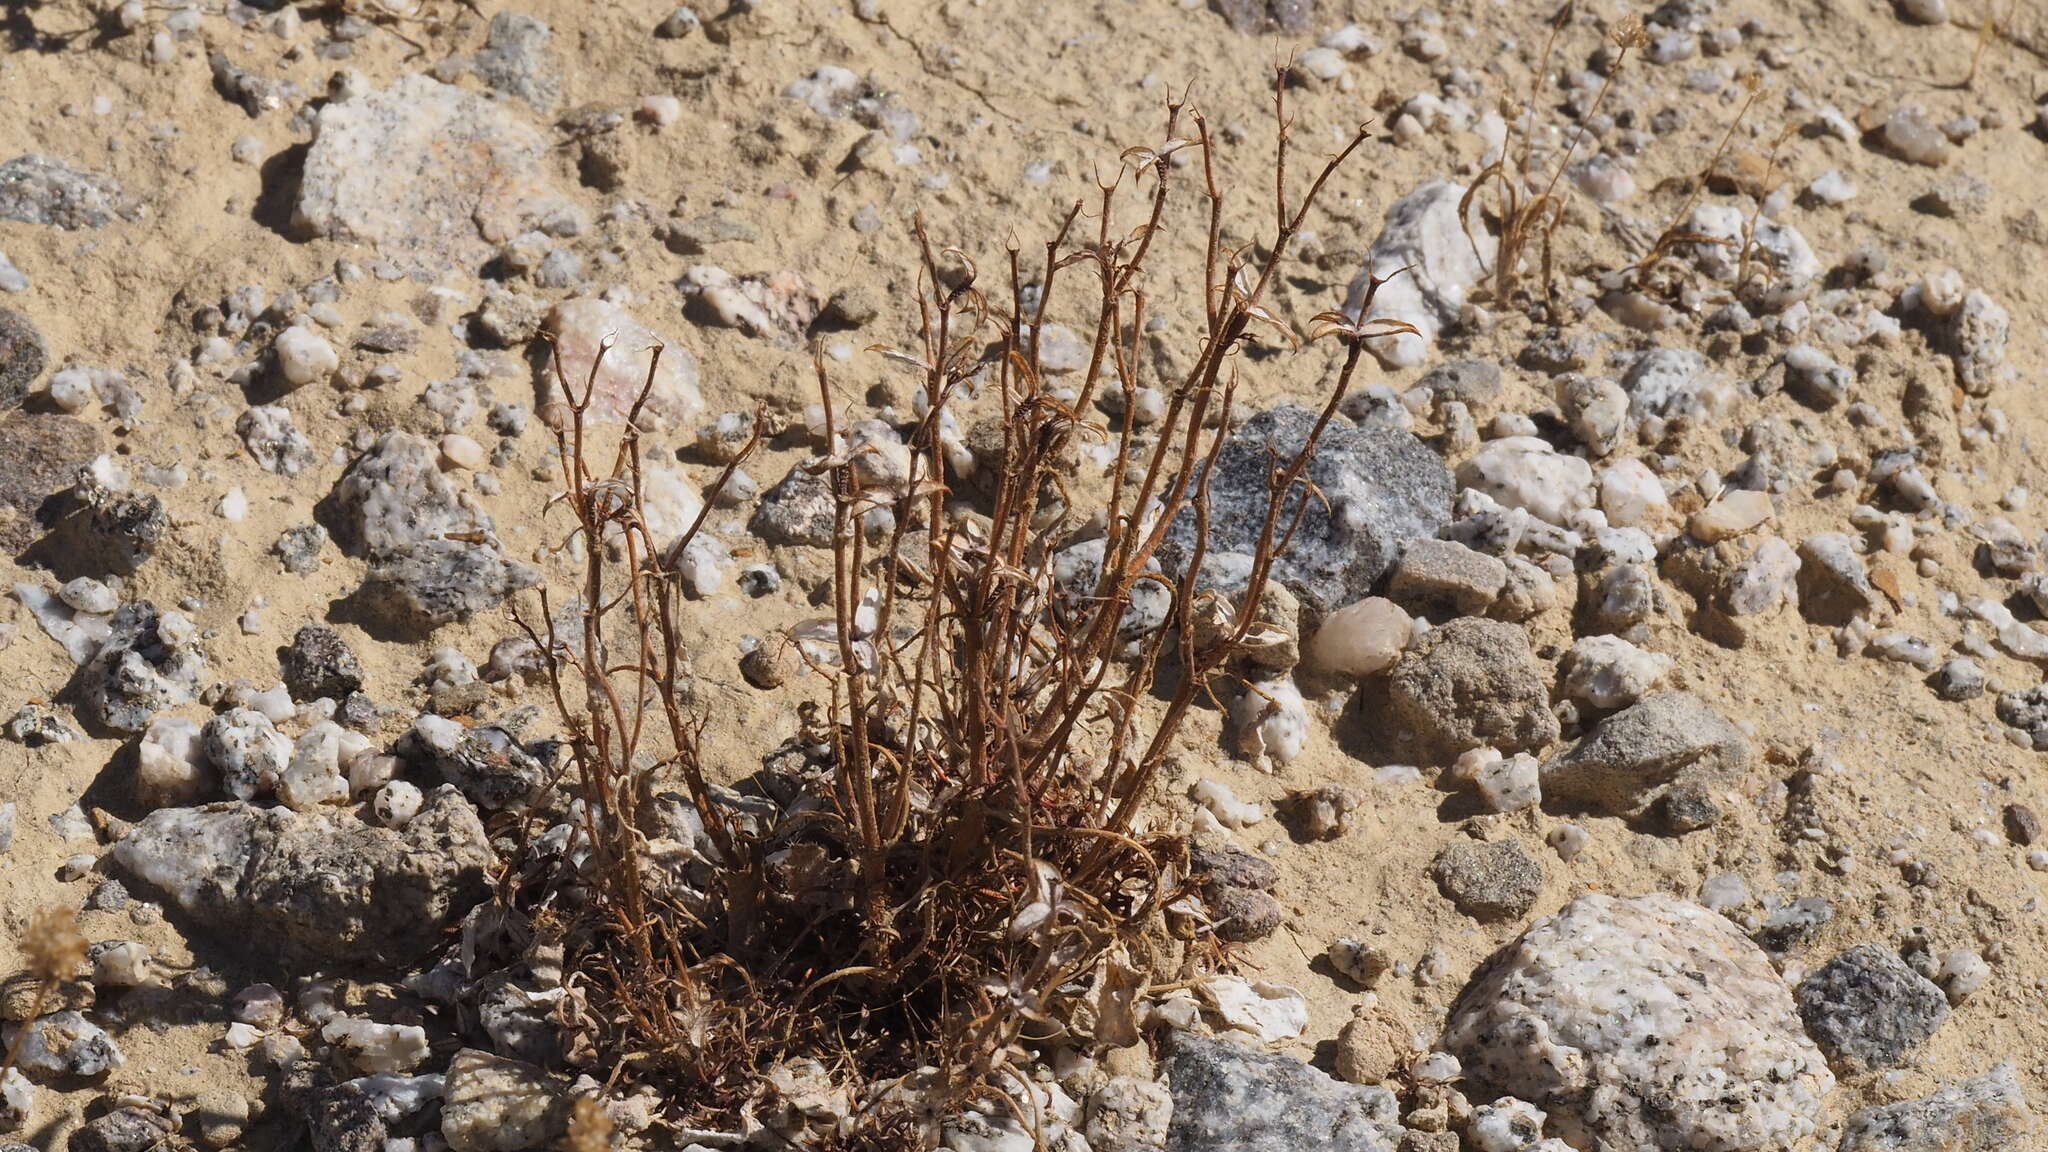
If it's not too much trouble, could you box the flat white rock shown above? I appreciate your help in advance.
[1346,181,1494,368]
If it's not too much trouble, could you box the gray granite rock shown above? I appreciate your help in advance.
[1160,406,1453,615]
[1162,1030,1401,1152]
[1798,944,1949,1072]
[1052,537,1171,646]
[398,715,548,810]
[112,785,494,969]
[364,539,540,629]
[1540,691,1750,815]
[473,12,560,110]
[1838,1064,2032,1151]
[0,155,125,230]
[749,462,836,547]
[1445,893,1833,1151]
[274,523,329,575]
[329,431,491,559]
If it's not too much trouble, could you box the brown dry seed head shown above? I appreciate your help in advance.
[1611,14,1648,51]
[562,1096,613,1152]
[23,905,88,983]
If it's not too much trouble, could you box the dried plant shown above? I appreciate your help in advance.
[1632,73,1768,284]
[507,67,1410,1144]
[1734,123,1799,290]
[2,905,87,1078]
[1961,0,2019,89]
[562,1096,614,1152]
[1461,7,1646,309]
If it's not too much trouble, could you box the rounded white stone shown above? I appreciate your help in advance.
[273,325,339,388]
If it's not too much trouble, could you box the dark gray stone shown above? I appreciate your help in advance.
[1190,845,1283,943]
[1541,691,1750,815]
[1161,406,1451,616]
[0,307,44,411]
[81,602,206,733]
[0,155,125,230]
[280,624,365,702]
[399,717,547,810]
[1207,0,1315,35]
[112,785,494,969]
[209,51,301,118]
[2005,803,2042,846]
[749,462,836,547]
[1656,781,1722,834]
[1387,618,1558,757]
[68,1107,176,1152]
[1758,896,1833,951]
[1162,1031,1400,1152]
[305,1081,387,1152]
[1798,944,1949,1072]
[1996,686,2048,750]
[365,539,541,629]
[1430,839,1543,921]
[0,413,97,550]
[73,466,169,574]
[1838,1064,2032,1151]
[1189,844,1280,890]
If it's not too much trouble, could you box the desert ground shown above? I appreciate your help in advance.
[4,0,2048,1149]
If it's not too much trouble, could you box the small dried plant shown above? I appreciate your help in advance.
[1631,72,1769,287]
[1461,7,1647,309]
[507,68,1411,1143]
[1,905,87,1077]
[562,1096,614,1152]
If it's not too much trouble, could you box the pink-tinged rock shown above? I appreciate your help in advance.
[541,298,703,431]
